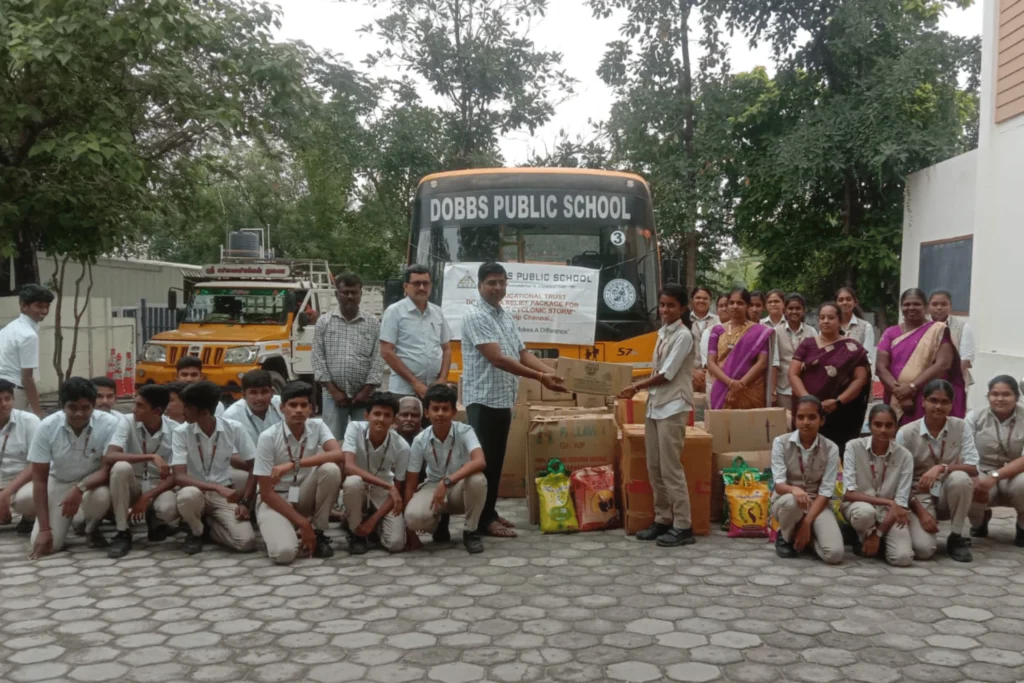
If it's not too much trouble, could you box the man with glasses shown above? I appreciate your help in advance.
[380,265,452,398]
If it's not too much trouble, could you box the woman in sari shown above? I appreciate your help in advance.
[706,288,775,409]
[690,286,717,393]
[789,302,871,455]
[876,288,966,426]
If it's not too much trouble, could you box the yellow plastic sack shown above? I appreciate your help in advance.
[537,472,578,534]
[725,471,770,538]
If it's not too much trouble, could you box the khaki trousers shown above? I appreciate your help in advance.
[341,474,406,553]
[28,479,110,551]
[908,470,973,560]
[176,487,256,552]
[771,493,845,565]
[8,483,36,521]
[257,463,342,565]
[108,462,179,532]
[644,414,692,529]
[230,468,251,494]
[406,473,487,534]
[842,501,913,567]
[969,472,1024,528]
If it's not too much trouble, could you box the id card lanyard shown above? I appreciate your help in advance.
[0,421,12,467]
[996,418,1016,459]
[366,432,391,479]
[927,437,946,498]
[284,424,307,504]
[194,431,219,480]
[431,440,454,481]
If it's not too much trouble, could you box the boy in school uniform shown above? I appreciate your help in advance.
[341,391,410,555]
[91,376,133,427]
[171,381,257,554]
[27,377,130,558]
[618,283,696,547]
[770,396,844,565]
[164,381,187,423]
[223,369,282,494]
[101,384,181,557]
[0,379,41,534]
[253,381,342,563]
[404,384,487,554]
[176,356,225,416]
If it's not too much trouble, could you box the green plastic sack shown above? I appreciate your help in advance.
[537,459,578,534]
[720,456,772,531]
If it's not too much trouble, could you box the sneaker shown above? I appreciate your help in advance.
[947,533,973,563]
[314,530,335,558]
[656,527,697,548]
[146,508,170,543]
[15,518,33,536]
[1015,525,1024,548]
[463,530,484,554]
[775,534,798,559]
[432,514,451,543]
[107,530,132,558]
[87,529,110,549]
[636,522,671,542]
[182,529,203,555]
[348,535,368,556]
[971,509,992,538]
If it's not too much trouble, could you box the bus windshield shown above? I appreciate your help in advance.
[185,287,291,325]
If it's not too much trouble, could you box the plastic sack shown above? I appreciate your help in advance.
[720,456,767,531]
[832,465,848,526]
[571,465,618,531]
[538,459,578,534]
[725,470,770,538]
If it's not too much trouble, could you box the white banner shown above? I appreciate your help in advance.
[442,262,599,346]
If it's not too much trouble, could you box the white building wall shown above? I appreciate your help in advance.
[36,254,196,310]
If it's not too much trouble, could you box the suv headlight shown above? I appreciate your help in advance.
[142,344,166,363]
[224,346,259,365]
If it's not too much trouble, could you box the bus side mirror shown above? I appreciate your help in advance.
[661,258,682,285]
[168,289,178,311]
[297,312,309,330]
[384,278,404,308]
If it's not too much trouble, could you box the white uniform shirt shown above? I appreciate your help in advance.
[27,410,129,483]
[222,396,283,448]
[408,422,481,483]
[253,418,335,493]
[896,419,980,467]
[842,439,914,508]
[215,402,225,418]
[959,323,976,363]
[342,422,410,488]
[171,418,255,487]
[770,431,840,497]
[380,297,452,395]
[126,415,181,484]
[0,314,40,385]
[843,315,876,366]
[0,409,41,484]
[647,319,694,420]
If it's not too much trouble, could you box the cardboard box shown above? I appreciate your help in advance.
[517,359,557,404]
[706,408,788,453]
[498,407,530,498]
[529,404,609,420]
[575,393,608,409]
[526,413,618,524]
[556,358,634,396]
[615,392,649,426]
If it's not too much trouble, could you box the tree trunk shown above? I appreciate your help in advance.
[679,0,698,290]
[65,261,94,381]
[50,255,69,384]
[8,231,40,294]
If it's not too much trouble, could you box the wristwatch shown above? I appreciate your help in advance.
[443,477,453,488]
[910,382,918,392]
[76,481,88,493]
[992,471,1001,480]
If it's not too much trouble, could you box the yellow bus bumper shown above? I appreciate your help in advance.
[135,363,260,392]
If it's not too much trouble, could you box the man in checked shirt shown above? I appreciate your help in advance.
[312,273,385,439]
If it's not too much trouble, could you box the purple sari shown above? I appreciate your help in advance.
[708,323,775,410]
[878,321,966,425]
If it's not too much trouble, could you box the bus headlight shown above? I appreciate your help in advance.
[224,346,260,365]
[142,344,167,363]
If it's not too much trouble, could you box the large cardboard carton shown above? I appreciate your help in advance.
[615,392,649,426]
[526,413,618,524]
[706,408,788,453]
[529,404,610,420]
[575,393,608,409]
[516,359,557,404]
[498,407,530,498]
[556,358,634,396]
[710,450,773,523]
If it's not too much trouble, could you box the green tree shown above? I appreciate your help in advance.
[359,0,576,168]
[707,0,980,322]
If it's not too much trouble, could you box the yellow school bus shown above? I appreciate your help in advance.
[406,168,661,379]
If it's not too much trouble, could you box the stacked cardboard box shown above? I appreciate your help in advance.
[556,358,634,396]
[705,408,788,523]
[614,392,695,428]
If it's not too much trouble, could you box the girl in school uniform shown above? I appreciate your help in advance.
[763,289,786,328]
[701,295,731,397]
[836,287,876,366]
[773,294,817,412]
[748,290,766,324]
[690,287,717,393]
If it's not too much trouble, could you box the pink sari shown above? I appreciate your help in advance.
[878,321,966,425]
[708,323,775,410]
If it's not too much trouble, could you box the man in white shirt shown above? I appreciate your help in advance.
[176,356,225,417]
[0,379,41,535]
[404,384,487,554]
[223,369,282,495]
[396,396,424,446]
[0,284,54,416]
[27,377,130,558]
[380,265,452,397]
[90,376,133,426]
[171,381,257,554]
[101,384,181,558]
[253,381,342,564]
[341,392,409,555]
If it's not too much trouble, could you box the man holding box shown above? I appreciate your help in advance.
[461,262,566,538]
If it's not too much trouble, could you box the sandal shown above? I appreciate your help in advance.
[482,520,517,538]
[496,516,516,529]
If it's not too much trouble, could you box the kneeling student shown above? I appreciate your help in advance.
[341,391,409,555]
[0,379,41,535]
[770,396,844,564]
[253,381,341,563]
[171,381,257,554]
[841,404,914,566]
[103,384,182,557]
[404,384,487,554]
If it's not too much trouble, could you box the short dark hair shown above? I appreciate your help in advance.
[90,376,117,392]
[765,289,786,303]
[176,356,203,372]
[138,384,170,413]
[818,301,841,318]
[179,381,222,414]
[423,383,457,410]
[691,286,714,299]
[659,283,688,308]
[748,289,764,302]
[336,272,363,288]
[60,377,97,406]
[796,394,824,416]
[19,284,54,306]
[988,374,1021,400]
[0,379,15,397]
[241,369,273,391]
[928,289,953,305]
[164,381,186,398]
[478,262,507,282]
[923,378,955,401]
[367,391,400,416]
[784,293,806,308]
[900,288,927,306]
[404,264,431,284]
[868,403,898,423]
[280,381,314,404]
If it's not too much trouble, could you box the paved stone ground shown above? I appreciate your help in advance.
[1,502,1023,683]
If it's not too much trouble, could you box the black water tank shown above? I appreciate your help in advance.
[227,231,260,258]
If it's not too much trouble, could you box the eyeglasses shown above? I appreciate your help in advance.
[408,282,431,289]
